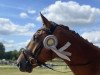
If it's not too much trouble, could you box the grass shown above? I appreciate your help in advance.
[0,59,73,75]
[0,65,73,75]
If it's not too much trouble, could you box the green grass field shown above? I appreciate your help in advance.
[0,59,73,75]
[0,66,73,75]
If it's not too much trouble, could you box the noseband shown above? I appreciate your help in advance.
[22,22,58,66]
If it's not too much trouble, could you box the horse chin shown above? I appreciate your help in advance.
[20,64,38,73]
[25,69,33,73]
[18,62,33,73]
[19,66,33,73]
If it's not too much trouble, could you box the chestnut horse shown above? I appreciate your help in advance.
[17,13,100,75]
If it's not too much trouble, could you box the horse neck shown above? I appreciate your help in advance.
[68,30,100,62]
[63,29,100,75]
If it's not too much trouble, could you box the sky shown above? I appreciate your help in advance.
[0,0,100,51]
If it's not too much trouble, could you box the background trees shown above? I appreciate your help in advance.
[0,42,20,60]
[5,50,20,60]
[0,42,5,59]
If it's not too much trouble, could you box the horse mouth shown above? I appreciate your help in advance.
[18,65,33,73]
[17,62,34,73]
[18,63,38,73]
[19,68,32,73]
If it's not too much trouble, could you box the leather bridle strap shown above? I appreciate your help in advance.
[32,42,43,59]
[22,23,58,66]
[32,23,59,59]
[22,50,70,73]
[33,25,58,64]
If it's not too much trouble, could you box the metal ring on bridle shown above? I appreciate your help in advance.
[43,35,58,49]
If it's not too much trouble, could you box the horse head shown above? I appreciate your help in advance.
[17,13,72,72]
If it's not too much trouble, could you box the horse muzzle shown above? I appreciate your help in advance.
[17,60,33,73]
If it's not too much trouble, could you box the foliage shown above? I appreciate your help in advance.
[4,50,20,60]
[0,42,5,59]
[0,42,21,60]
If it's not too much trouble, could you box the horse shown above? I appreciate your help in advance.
[17,13,100,75]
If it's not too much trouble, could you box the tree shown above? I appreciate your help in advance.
[0,42,5,59]
[4,50,20,60]
[11,50,20,60]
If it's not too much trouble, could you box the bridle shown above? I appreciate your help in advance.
[21,23,72,73]
[21,22,93,72]
[22,22,58,67]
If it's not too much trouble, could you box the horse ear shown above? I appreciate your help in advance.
[40,13,51,28]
